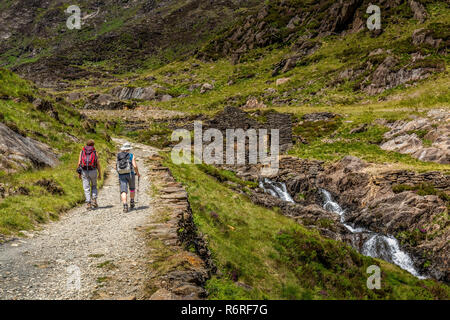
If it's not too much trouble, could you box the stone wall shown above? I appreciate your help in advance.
[375,170,450,190]
[206,106,293,153]
[146,155,215,300]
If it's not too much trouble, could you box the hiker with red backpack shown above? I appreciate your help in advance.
[77,139,102,210]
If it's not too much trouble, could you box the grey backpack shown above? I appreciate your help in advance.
[117,152,132,174]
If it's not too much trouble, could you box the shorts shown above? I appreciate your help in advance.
[119,172,136,194]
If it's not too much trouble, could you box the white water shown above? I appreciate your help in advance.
[320,189,424,279]
[362,234,422,278]
[259,178,295,203]
[259,179,424,278]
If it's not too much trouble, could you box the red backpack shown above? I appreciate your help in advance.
[80,146,98,170]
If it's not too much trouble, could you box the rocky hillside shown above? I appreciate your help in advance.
[0,0,448,299]
[0,0,261,87]
[0,0,447,98]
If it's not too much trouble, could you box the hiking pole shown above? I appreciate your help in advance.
[136,175,140,206]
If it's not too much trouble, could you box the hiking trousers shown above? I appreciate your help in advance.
[81,169,98,203]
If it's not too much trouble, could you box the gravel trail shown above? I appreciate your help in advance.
[0,139,158,300]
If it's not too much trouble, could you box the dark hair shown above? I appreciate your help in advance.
[86,139,95,146]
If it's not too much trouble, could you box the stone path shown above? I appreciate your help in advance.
[0,139,158,300]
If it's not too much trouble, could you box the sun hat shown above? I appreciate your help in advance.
[120,142,133,151]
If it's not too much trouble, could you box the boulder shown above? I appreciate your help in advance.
[111,86,156,100]
[160,94,173,102]
[243,97,266,109]
[67,92,82,101]
[275,77,290,86]
[200,83,213,93]
[302,112,338,122]
[380,133,423,154]
[408,0,428,22]
[0,123,59,173]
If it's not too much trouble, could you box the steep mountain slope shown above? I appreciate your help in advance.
[0,0,262,87]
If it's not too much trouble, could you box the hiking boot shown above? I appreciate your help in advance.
[92,199,98,209]
[86,202,92,210]
[130,200,135,210]
[123,204,128,213]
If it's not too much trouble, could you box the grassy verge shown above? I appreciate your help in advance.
[0,69,114,236]
[164,157,449,300]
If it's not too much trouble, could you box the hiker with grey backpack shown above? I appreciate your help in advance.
[116,142,141,213]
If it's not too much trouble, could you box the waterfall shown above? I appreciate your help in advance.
[320,189,424,279]
[362,234,422,278]
[259,179,424,279]
[259,178,295,203]
[321,189,366,233]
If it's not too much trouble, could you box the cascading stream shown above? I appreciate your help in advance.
[259,178,295,203]
[320,189,424,278]
[259,178,424,279]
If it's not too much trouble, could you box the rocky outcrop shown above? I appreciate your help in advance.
[412,28,442,49]
[226,154,449,281]
[319,0,363,35]
[0,123,59,173]
[408,0,428,23]
[111,86,156,101]
[363,56,444,95]
[315,156,449,281]
[380,110,450,164]
[83,93,128,110]
[2,0,263,87]
[272,40,322,75]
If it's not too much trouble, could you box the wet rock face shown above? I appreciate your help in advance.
[250,188,352,243]
[241,154,448,281]
[0,123,59,173]
[313,156,449,281]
